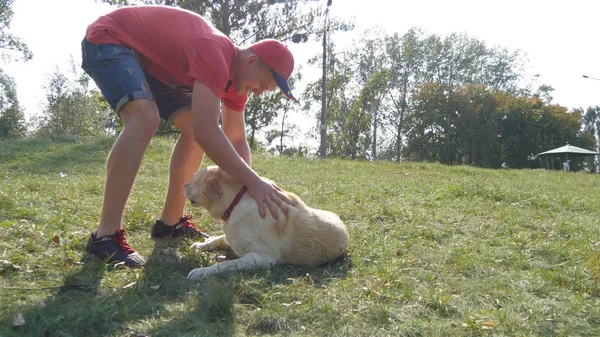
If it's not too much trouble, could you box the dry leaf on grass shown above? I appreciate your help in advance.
[283,301,302,307]
[480,321,498,329]
[1,260,20,272]
[12,313,25,327]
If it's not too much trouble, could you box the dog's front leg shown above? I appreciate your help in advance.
[190,235,229,252]
[187,252,277,280]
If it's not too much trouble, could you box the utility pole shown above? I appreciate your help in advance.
[320,0,332,158]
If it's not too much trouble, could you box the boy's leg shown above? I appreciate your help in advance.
[97,100,160,238]
[159,110,205,226]
[142,74,209,240]
[81,39,157,267]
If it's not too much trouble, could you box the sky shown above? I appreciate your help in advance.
[4,0,600,128]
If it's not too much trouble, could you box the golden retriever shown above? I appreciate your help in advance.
[183,166,349,280]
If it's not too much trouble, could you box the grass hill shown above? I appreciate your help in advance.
[1,137,599,336]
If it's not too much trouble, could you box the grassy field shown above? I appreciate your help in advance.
[1,137,600,336]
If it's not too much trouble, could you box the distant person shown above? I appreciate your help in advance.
[81,5,295,267]
[563,160,571,172]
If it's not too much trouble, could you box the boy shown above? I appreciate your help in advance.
[82,5,295,267]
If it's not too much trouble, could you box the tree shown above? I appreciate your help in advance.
[583,106,600,171]
[404,81,590,169]
[264,106,300,155]
[453,85,502,167]
[242,71,299,150]
[98,0,353,148]
[0,69,25,138]
[496,95,587,169]
[534,84,554,103]
[0,0,32,62]
[34,60,112,140]
[360,68,390,160]
[403,82,442,162]
[245,89,295,150]
[384,28,425,162]
[349,29,389,160]
[0,0,30,138]
[405,82,466,164]
[418,32,524,91]
[303,42,364,158]
[380,30,525,162]
[97,0,352,46]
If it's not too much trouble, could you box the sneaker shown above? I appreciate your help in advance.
[86,229,146,267]
[151,215,210,240]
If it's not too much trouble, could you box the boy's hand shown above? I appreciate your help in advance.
[246,177,292,219]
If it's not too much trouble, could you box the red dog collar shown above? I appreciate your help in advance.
[221,186,247,221]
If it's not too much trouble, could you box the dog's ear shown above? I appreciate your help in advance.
[202,172,222,201]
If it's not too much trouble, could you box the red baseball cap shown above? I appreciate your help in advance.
[249,39,295,99]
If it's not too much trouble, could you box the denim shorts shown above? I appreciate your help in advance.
[80,38,191,121]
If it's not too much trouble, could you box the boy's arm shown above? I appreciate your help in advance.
[221,104,251,166]
[191,80,290,218]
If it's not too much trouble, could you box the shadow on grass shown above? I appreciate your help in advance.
[265,253,354,286]
[240,254,355,336]
[4,237,352,337]
[3,239,227,337]
[148,251,354,337]
[5,258,111,337]
[141,240,234,337]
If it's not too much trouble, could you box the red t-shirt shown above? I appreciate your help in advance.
[85,5,247,112]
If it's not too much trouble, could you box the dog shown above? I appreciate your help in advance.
[184,166,349,280]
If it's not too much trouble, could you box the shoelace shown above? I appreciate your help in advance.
[180,215,197,229]
[108,229,135,255]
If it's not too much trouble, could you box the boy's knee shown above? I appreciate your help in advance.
[120,99,161,134]
[140,111,161,131]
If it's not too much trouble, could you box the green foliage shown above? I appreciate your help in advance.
[97,0,353,46]
[303,40,364,159]
[245,90,288,150]
[263,107,301,155]
[246,73,301,152]
[0,0,29,139]
[582,106,600,172]
[96,0,354,153]
[301,27,594,169]
[383,28,425,162]
[0,69,25,139]
[303,28,529,160]
[0,0,32,62]
[33,61,113,140]
[405,83,590,168]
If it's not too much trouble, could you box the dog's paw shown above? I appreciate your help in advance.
[190,241,209,251]
[187,267,210,280]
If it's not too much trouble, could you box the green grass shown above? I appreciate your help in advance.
[1,136,600,336]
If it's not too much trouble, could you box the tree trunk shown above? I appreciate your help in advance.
[279,110,287,154]
[250,129,256,149]
[220,0,231,36]
[372,109,377,160]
